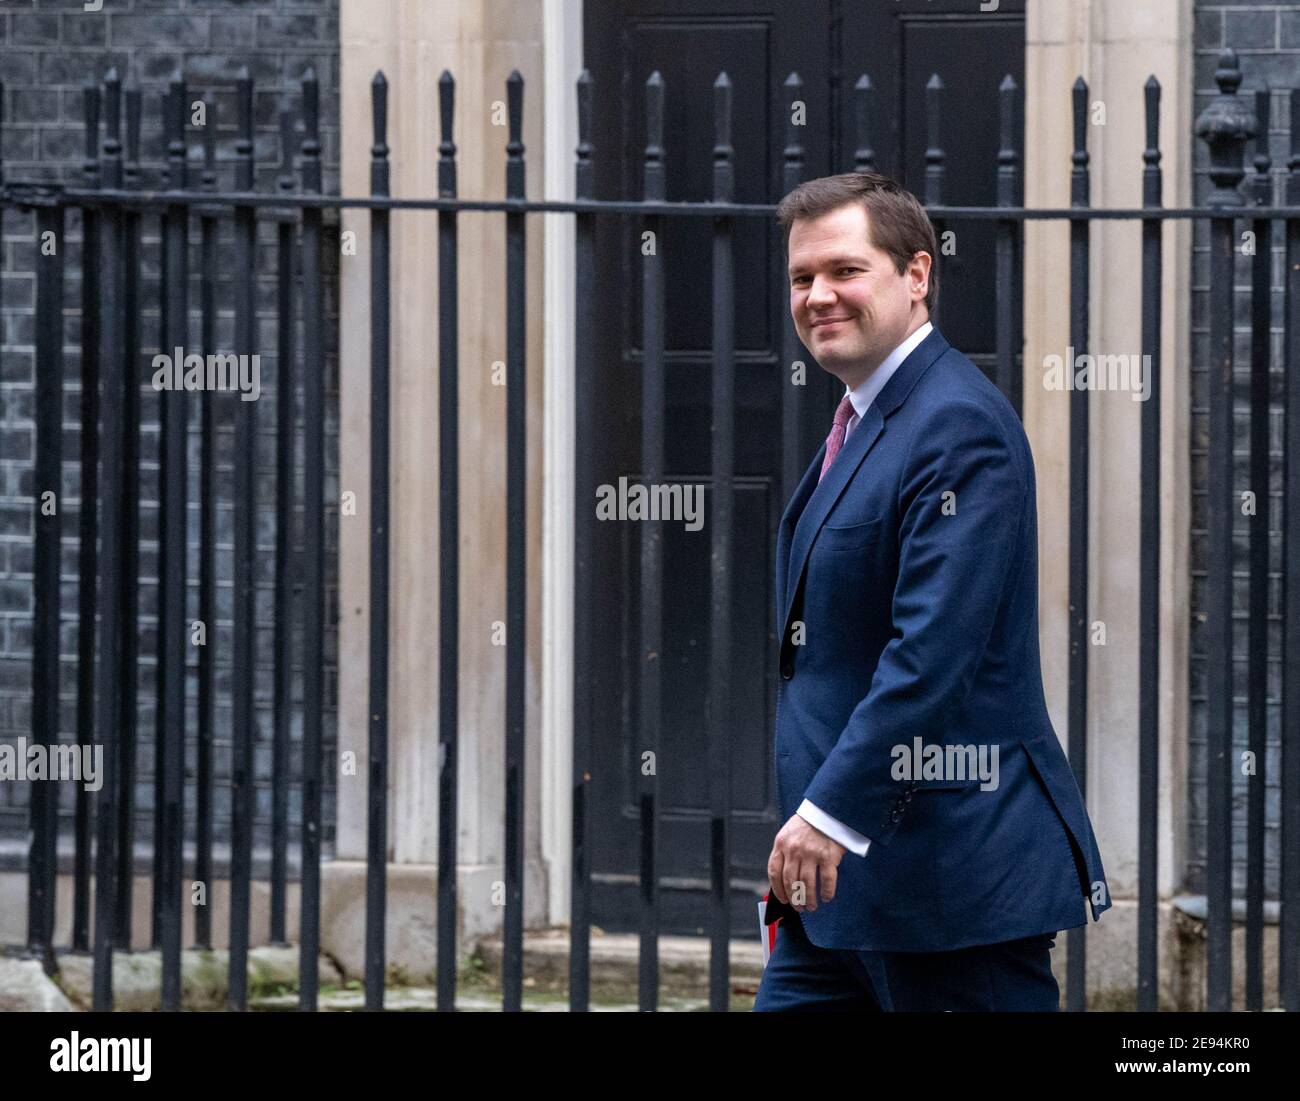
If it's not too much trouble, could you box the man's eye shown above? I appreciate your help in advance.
[838,267,859,275]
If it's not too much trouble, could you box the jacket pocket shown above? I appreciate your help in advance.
[815,516,883,554]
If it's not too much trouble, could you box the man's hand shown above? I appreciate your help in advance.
[767,813,846,912]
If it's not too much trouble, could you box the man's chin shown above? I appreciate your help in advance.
[813,348,858,376]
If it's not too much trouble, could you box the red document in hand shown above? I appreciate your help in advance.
[758,891,798,966]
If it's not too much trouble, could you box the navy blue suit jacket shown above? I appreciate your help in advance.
[774,325,1111,952]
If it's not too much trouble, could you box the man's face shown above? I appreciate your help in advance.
[787,202,930,390]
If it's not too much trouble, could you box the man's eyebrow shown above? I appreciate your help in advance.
[787,255,871,276]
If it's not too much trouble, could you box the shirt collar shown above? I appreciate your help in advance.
[844,320,933,424]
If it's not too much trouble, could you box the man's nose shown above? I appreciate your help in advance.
[805,275,836,307]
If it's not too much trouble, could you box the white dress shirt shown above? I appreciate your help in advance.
[795,320,933,857]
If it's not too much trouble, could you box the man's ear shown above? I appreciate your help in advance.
[910,250,932,301]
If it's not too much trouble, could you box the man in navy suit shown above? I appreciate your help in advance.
[754,172,1110,1012]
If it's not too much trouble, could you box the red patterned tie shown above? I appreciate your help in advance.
[818,394,856,483]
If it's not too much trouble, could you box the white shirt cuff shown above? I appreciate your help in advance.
[797,799,872,857]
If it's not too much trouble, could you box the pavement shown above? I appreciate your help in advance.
[0,930,764,1012]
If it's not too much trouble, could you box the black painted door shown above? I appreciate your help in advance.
[582,0,1024,934]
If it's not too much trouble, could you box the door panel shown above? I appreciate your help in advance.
[844,1,1026,366]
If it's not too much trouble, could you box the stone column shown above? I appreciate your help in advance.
[1024,0,1194,1005]
[328,0,549,980]
[539,0,584,929]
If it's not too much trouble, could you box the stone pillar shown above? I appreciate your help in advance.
[328,0,549,980]
[1024,0,1194,1004]
[539,0,584,928]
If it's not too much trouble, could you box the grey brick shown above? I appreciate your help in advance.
[1224,9,1277,51]
[182,51,280,85]
[39,51,130,87]
[256,13,318,47]
[9,89,62,127]
[11,13,61,47]
[61,13,108,48]
[41,127,85,162]
[1,274,36,313]
[0,656,34,692]
[110,14,209,49]
[133,51,187,82]
[0,54,39,86]
[1196,8,1224,49]
[0,582,33,614]
[0,431,32,460]
[209,14,256,48]
[2,127,39,163]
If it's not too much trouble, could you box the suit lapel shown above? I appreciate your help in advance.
[781,408,885,628]
[776,442,825,622]
[776,326,950,640]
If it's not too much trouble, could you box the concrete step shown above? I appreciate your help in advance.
[244,929,765,1011]
[0,957,73,1011]
[52,945,345,1011]
[248,986,725,1012]
[476,927,765,994]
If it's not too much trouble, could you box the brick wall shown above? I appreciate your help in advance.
[1189,1,1299,897]
[0,0,341,877]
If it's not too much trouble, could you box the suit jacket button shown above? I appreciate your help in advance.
[780,663,793,679]
[889,809,902,823]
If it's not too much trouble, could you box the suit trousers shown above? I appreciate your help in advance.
[752,911,1060,1012]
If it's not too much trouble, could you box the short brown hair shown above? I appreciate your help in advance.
[776,172,938,314]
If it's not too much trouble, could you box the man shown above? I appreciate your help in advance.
[754,172,1110,1012]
